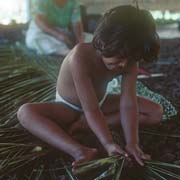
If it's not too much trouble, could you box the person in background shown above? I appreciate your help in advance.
[26,0,92,56]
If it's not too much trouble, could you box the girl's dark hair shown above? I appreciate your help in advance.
[92,5,160,62]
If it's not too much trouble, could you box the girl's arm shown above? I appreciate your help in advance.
[120,62,151,165]
[120,62,139,145]
[70,46,126,156]
[70,48,112,147]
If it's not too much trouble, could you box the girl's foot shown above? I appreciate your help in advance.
[72,148,98,173]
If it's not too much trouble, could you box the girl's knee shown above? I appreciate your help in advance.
[152,103,164,123]
[156,104,163,117]
[17,103,35,126]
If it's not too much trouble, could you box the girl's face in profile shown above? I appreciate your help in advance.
[102,56,128,71]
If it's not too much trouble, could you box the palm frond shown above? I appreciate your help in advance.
[140,130,180,138]
[74,155,123,175]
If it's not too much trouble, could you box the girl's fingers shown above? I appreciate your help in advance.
[116,147,129,157]
[141,153,151,160]
[133,153,144,166]
[110,146,129,157]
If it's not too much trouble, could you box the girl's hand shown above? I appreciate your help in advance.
[125,144,151,166]
[105,143,128,157]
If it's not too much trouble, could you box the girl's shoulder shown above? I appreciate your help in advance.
[73,43,96,58]
[69,43,97,68]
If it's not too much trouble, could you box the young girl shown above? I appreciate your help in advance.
[17,5,163,171]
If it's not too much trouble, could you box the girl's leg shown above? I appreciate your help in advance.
[69,94,163,134]
[101,94,163,126]
[17,102,98,168]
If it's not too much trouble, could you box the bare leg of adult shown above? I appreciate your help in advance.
[17,102,98,171]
